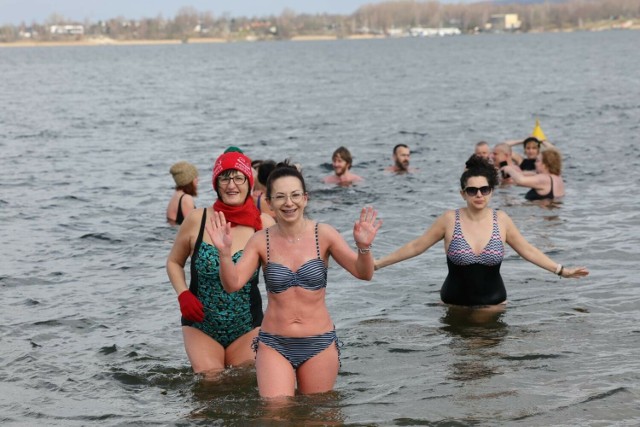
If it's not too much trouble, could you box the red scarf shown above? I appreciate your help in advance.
[213,198,262,231]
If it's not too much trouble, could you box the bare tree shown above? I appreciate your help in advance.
[2,0,640,43]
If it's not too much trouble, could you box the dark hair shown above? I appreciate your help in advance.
[460,155,499,189]
[257,160,276,186]
[522,136,542,148]
[393,143,409,155]
[332,146,353,167]
[251,159,263,169]
[266,160,307,199]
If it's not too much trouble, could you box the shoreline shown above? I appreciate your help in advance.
[0,37,228,48]
[0,34,384,48]
[0,25,637,48]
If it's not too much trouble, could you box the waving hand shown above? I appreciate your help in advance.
[353,206,382,249]
[206,210,233,255]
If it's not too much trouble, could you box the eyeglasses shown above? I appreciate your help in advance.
[464,186,492,196]
[218,175,247,187]
[270,191,305,204]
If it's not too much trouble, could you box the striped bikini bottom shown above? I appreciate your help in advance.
[252,329,342,369]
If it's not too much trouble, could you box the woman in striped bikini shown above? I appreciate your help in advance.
[375,155,588,309]
[207,162,382,397]
[207,161,382,398]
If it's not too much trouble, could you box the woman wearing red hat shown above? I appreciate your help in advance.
[166,147,275,377]
[207,161,382,398]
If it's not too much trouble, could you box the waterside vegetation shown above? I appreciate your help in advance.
[1,0,639,46]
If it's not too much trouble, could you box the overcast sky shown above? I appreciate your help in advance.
[0,0,476,25]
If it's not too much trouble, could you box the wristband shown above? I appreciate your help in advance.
[557,265,564,277]
[356,244,372,254]
[555,264,562,275]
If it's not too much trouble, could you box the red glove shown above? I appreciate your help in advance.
[178,291,204,322]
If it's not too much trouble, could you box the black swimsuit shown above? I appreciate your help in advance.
[176,194,186,225]
[440,209,507,306]
[525,176,554,201]
[181,210,263,348]
[520,158,536,171]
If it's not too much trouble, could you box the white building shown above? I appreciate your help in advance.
[409,27,461,37]
[50,25,85,35]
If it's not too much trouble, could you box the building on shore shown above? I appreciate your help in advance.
[50,25,85,35]
[409,27,462,37]
[486,14,521,32]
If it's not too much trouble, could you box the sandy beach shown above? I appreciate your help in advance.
[0,33,390,48]
[0,36,228,48]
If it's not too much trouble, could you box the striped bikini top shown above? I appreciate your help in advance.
[263,223,328,294]
[447,209,504,266]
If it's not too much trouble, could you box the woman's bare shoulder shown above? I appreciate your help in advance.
[184,207,206,224]
[260,212,275,227]
[441,209,457,221]
[316,222,340,240]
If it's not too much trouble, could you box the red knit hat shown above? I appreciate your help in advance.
[212,147,254,190]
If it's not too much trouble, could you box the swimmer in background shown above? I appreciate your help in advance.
[323,146,363,186]
[167,161,199,225]
[474,141,491,161]
[385,144,413,173]
[491,143,518,185]
[252,159,277,219]
[502,149,565,201]
[505,119,556,173]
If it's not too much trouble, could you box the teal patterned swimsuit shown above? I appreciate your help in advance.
[181,210,263,348]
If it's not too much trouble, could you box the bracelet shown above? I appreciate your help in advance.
[356,244,372,254]
[555,264,562,275]
[557,265,564,277]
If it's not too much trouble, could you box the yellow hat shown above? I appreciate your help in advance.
[531,119,547,141]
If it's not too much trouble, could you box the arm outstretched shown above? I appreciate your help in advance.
[375,213,447,270]
[504,212,589,278]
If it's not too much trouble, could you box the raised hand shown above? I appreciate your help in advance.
[353,206,382,248]
[206,210,233,253]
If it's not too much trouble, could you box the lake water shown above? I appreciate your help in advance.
[1,30,640,425]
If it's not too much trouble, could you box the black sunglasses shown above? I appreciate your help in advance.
[464,186,492,196]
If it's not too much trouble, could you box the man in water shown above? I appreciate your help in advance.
[385,144,412,173]
[491,143,518,184]
[323,146,363,185]
[474,141,491,160]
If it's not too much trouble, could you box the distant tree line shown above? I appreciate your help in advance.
[1,0,638,43]
[352,0,639,32]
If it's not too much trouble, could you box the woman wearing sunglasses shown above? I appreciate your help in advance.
[375,155,588,308]
[166,147,275,378]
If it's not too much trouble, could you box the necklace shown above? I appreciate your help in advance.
[279,219,306,244]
